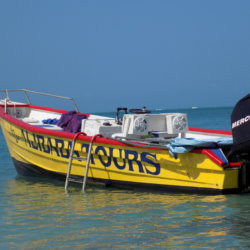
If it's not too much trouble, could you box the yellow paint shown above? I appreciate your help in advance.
[0,118,239,192]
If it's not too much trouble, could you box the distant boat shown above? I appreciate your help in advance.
[191,107,198,109]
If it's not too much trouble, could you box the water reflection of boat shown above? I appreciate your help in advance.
[3,177,240,249]
[0,89,249,194]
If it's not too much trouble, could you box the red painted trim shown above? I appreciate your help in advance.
[193,149,241,168]
[0,105,92,141]
[0,103,90,117]
[0,104,29,108]
[189,127,232,135]
[228,162,241,167]
[28,104,68,114]
[0,107,133,148]
[203,149,225,165]
[193,148,225,166]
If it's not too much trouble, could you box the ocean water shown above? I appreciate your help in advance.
[2,107,250,249]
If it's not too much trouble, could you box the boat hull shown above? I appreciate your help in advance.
[11,157,240,194]
[0,113,241,194]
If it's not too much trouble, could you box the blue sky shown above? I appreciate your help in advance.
[0,0,250,112]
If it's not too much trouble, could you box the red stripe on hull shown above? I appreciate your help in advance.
[189,127,232,135]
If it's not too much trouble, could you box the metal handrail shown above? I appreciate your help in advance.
[0,89,79,112]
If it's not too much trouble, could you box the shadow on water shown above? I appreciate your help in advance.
[1,176,250,248]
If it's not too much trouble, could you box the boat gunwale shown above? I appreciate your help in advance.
[0,103,237,167]
[189,127,232,136]
[0,103,233,136]
[0,103,141,147]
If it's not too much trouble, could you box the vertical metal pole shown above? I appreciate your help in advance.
[65,140,76,191]
[4,97,7,113]
[71,99,79,112]
[82,134,102,192]
[82,141,93,192]
[4,90,8,113]
[23,90,32,104]
[4,89,8,99]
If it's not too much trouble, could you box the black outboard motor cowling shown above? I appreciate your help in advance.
[229,94,250,157]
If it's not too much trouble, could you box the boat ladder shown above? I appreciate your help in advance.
[65,133,102,192]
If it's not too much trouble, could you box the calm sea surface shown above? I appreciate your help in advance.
[1,107,250,249]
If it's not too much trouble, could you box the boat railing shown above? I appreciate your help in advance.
[0,89,79,112]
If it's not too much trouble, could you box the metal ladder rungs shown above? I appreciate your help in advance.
[67,177,83,184]
[65,133,102,192]
[71,156,87,161]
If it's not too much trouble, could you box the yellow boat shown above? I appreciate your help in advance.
[0,89,248,194]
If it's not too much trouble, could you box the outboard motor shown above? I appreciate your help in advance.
[230,94,250,157]
[229,94,250,191]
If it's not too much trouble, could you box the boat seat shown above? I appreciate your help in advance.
[21,117,63,131]
[111,133,127,139]
[81,119,122,137]
[21,117,40,123]
[34,124,63,131]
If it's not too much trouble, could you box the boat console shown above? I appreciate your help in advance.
[81,113,188,141]
[81,118,122,137]
[111,113,188,140]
